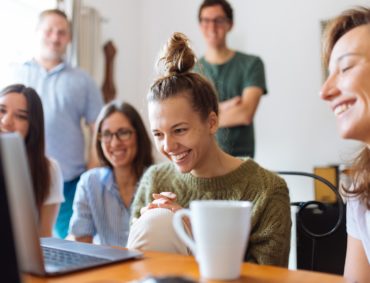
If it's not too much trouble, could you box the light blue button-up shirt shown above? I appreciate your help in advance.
[13,60,103,180]
[69,167,132,247]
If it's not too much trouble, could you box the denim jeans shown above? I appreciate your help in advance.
[53,176,80,238]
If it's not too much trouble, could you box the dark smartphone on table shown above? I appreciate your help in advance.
[139,275,198,283]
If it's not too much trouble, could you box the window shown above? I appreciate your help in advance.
[0,0,56,88]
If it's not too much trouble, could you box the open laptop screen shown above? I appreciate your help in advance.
[0,133,45,274]
[1,132,143,277]
[0,135,22,283]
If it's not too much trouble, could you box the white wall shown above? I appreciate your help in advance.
[239,0,366,200]
[85,0,368,201]
[84,0,140,107]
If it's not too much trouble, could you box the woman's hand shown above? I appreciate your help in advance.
[138,192,192,235]
[140,192,182,215]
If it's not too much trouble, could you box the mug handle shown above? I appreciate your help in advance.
[172,209,196,256]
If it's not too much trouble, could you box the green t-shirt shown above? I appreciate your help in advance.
[196,52,267,157]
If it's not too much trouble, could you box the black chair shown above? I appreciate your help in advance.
[277,171,346,275]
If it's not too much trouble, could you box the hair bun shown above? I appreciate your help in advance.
[157,32,196,76]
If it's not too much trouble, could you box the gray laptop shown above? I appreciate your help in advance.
[0,133,142,276]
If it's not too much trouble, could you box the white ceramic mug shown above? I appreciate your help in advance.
[173,200,252,280]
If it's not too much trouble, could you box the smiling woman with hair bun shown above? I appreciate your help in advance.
[127,32,291,267]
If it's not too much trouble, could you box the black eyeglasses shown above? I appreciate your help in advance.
[200,16,229,26]
[98,128,134,143]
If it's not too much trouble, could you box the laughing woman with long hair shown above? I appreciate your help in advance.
[0,84,64,236]
[321,7,370,282]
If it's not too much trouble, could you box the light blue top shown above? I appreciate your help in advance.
[69,167,132,247]
[12,60,103,180]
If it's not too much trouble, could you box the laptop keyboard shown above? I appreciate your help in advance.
[42,246,109,269]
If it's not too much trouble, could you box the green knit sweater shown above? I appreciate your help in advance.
[131,158,291,267]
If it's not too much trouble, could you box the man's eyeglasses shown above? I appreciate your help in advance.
[98,128,134,143]
[199,16,229,26]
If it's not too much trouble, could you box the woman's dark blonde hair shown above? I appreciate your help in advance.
[322,6,370,209]
[148,32,219,121]
[322,6,370,68]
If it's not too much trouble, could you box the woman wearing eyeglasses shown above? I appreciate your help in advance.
[68,101,154,247]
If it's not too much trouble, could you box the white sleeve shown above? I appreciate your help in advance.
[43,158,65,205]
[346,198,360,240]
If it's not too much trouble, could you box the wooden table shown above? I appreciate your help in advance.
[24,251,347,283]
